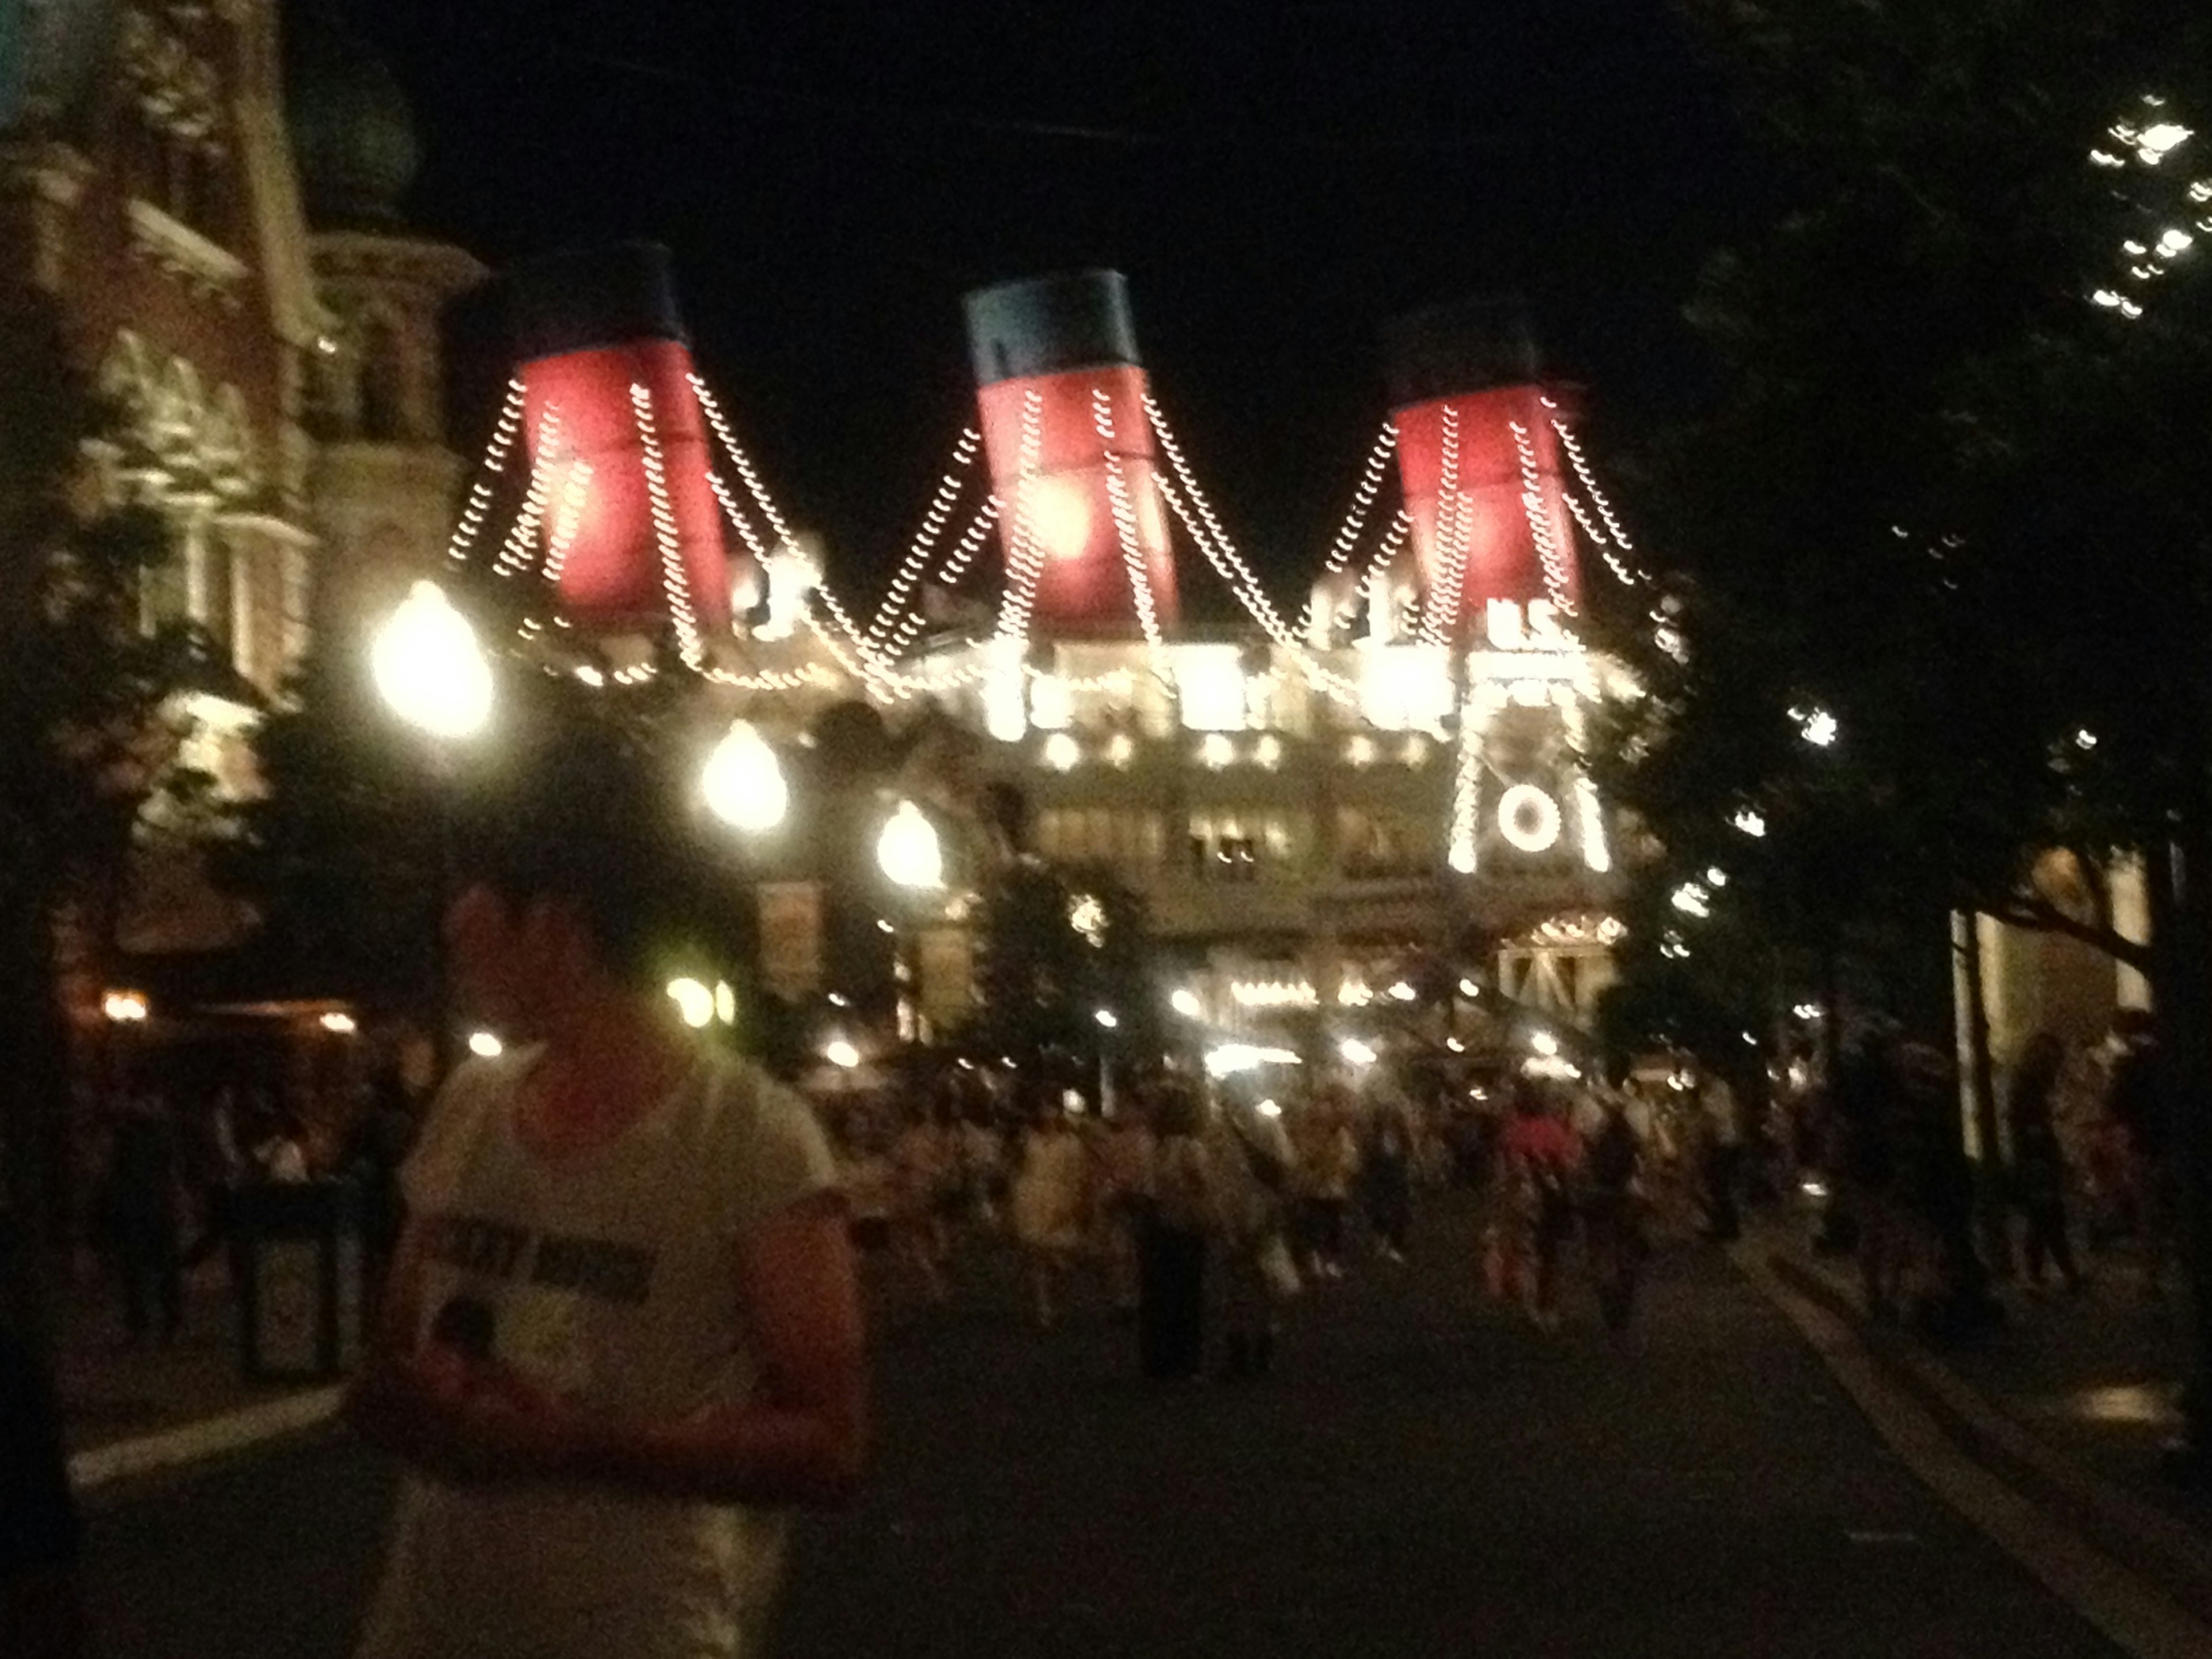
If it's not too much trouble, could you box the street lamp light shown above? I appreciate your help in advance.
[372,581,493,740]
[876,800,944,891]
[701,719,788,833]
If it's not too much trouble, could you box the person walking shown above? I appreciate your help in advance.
[100,1090,185,1347]
[1361,1099,1416,1263]
[1695,1062,1744,1243]
[347,732,865,1659]
[1581,1093,1647,1333]
[2008,1032,2084,1294]
[1208,1095,1298,1378]
[1493,1083,1582,1330]
[1009,1103,1090,1328]
[1138,1082,1214,1380]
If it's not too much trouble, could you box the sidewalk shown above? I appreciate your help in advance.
[54,1253,346,1491]
[1753,1198,2212,1622]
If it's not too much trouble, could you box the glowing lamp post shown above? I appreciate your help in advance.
[876,800,944,892]
[701,719,789,834]
[372,581,493,740]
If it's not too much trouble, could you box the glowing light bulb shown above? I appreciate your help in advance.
[1171,987,1203,1018]
[702,720,788,833]
[373,581,493,740]
[666,978,715,1029]
[877,801,944,891]
[825,1037,861,1070]
[468,1031,504,1059]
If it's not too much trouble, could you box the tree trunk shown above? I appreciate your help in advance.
[2153,823,2212,1468]
[1957,910,2012,1282]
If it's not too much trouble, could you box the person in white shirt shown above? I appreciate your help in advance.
[347,727,864,1659]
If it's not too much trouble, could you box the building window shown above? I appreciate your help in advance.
[1036,809,1162,872]
[359,318,407,440]
[1189,812,1305,884]
[1336,806,1433,881]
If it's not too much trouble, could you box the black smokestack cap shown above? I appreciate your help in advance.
[964,270,1141,387]
[509,241,690,363]
[1381,296,1543,408]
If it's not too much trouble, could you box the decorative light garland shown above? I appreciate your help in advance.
[1092,389,1170,672]
[494,404,563,578]
[1447,697,1483,874]
[1300,419,1399,637]
[1143,398,1358,703]
[690,374,801,554]
[866,428,980,647]
[1419,406,1469,645]
[630,382,704,668]
[875,496,999,660]
[540,459,593,588]
[445,377,527,565]
[706,469,771,562]
[1551,420,1641,585]
[995,389,1048,642]
[1512,419,1577,618]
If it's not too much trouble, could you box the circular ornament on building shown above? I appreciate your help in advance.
[1497,784,1562,854]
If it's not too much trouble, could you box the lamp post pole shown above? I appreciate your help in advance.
[370,581,493,1074]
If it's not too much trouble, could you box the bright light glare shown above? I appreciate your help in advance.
[715,982,737,1025]
[468,1031,504,1059]
[825,1038,862,1070]
[1256,1099,1283,1119]
[319,1010,358,1036]
[1795,706,1839,748]
[372,581,493,740]
[103,990,149,1023]
[1671,883,1712,919]
[701,720,788,833]
[1171,987,1204,1019]
[1529,1029,1560,1057]
[1043,732,1082,772]
[1338,1037,1378,1067]
[1094,1008,1119,1029]
[1732,809,1767,838]
[1388,980,1417,1002]
[1705,866,1729,888]
[877,800,944,890]
[1206,1043,1301,1078]
[667,977,715,1029]
[2140,122,2192,160]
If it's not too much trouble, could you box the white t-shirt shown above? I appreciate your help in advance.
[354,1046,839,1659]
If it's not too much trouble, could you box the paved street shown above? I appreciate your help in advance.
[81,1198,2127,1658]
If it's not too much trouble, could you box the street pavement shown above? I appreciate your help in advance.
[79,1195,2132,1658]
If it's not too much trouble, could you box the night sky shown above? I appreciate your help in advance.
[355,1,1760,605]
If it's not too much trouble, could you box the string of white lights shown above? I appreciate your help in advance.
[690,374,801,554]
[1552,420,1641,584]
[1512,419,1577,618]
[630,382,704,668]
[1152,470,1358,703]
[866,428,982,646]
[1419,407,1469,645]
[494,405,563,577]
[1299,419,1399,637]
[703,662,840,692]
[1448,697,1484,875]
[875,495,1000,661]
[446,377,527,565]
[1143,398,1359,700]
[540,459,593,588]
[1093,391,1169,672]
[995,390,1048,642]
[706,469,771,562]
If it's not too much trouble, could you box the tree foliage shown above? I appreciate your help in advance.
[1588,0,2212,1046]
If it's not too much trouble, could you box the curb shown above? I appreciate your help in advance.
[1739,1243,2212,1658]
[67,1384,346,1493]
[1762,1247,2212,1626]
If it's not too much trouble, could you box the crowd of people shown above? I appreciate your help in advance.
[1782,1008,2177,1332]
[80,1074,421,1348]
[816,1058,1748,1376]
